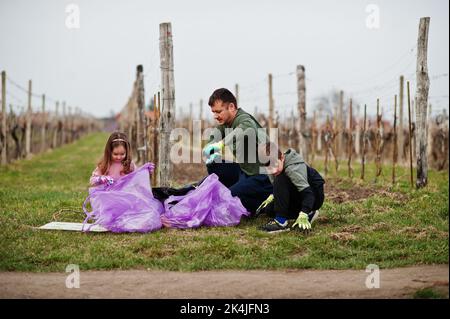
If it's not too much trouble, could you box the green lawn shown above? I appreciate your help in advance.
[0,132,448,272]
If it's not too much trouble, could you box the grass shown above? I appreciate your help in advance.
[413,287,448,299]
[0,132,448,272]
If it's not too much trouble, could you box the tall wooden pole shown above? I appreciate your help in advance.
[375,98,382,179]
[158,22,176,187]
[407,81,414,188]
[136,65,147,164]
[25,80,32,157]
[392,95,398,184]
[361,104,367,180]
[355,104,360,156]
[332,104,339,173]
[268,73,274,128]
[62,101,66,145]
[317,108,322,153]
[347,99,353,178]
[311,110,317,164]
[189,102,193,133]
[415,17,431,188]
[68,106,72,144]
[1,71,7,164]
[52,101,59,148]
[151,94,158,187]
[398,75,404,159]
[40,94,46,153]
[296,65,307,160]
[338,90,344,159]
[412,97,416,158]
[324,115,330,177]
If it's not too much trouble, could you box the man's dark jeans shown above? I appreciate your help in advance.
[206,161,273,214]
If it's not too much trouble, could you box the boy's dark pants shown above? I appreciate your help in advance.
[268,171,324,219]
[206,161,273,214]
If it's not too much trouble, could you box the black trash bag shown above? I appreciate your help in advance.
[152,176,208,203]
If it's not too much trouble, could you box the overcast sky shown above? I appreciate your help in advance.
[0,0,448,120]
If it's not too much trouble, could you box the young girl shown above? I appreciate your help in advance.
[90,132,136,186]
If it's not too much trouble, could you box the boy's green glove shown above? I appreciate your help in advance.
[256,194,274,214]
[292,212,311,230]
[203,141,224,157]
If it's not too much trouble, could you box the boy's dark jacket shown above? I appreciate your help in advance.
[268,148,325,191]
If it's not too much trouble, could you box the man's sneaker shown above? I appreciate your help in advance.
[260,219,290,233]
[308,210,320,224]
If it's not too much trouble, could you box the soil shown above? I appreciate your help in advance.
[1,265,447,299]
[172,163,402,204]
[173,162,207,186]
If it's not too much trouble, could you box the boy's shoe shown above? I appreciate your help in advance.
[260,219,290,234]
[308,210,320,224]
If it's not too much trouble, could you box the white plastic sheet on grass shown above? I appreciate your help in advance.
[39,222,108,232]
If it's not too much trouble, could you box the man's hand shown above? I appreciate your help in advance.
[256,194,274,214]
[292,212,311,230]
[205,152,222,165]
[203,141,224,157]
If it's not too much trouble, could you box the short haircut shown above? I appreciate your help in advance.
[208,88,237,107]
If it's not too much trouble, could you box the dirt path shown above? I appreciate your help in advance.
[1,265,448,299]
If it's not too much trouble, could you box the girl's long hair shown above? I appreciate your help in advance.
[97,132,132,175]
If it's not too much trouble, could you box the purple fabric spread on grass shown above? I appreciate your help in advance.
[161,173,250,229]
[83,163,163,233]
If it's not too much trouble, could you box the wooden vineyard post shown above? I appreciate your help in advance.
[25,80,32,157]
[332,109,339,174]
[355,104,360,157]
[338,90,344,159]
[68,106,72,144]
[399,75,405,159]
[158,24,176,187]
[52,101,59,149]
[61,102,66,145]
[40,94,46,153]
[324,115,331,177]
[407,81,414,188]
[347,98,353,178]
[1,71,7,164]
[375,98,382,180]
[136,65,147,164]
[296,65,307,161]
[392,95,398,184]
[415,17,431,188]
[311,110,317,165]
[361,104,367,180]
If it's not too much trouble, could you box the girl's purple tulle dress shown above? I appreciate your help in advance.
[83,163,249,233]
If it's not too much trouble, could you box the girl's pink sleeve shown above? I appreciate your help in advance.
[89,167,103,186]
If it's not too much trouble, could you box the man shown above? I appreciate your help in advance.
[203,88,273,214]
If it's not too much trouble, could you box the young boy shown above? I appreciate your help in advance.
[256,142,325,233]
